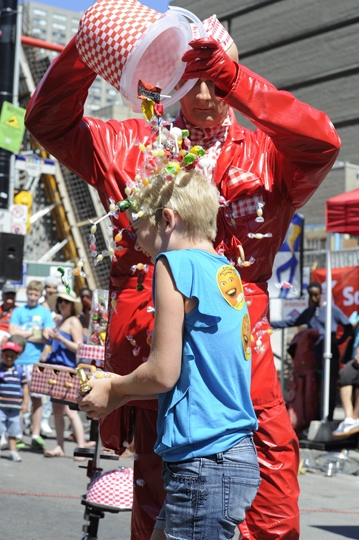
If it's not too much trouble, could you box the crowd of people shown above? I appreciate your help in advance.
[0,278,93,462]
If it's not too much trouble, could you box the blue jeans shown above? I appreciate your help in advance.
[0,407,22,437]
[156,436,260,539]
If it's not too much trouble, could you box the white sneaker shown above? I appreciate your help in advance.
[9,450,22,462]
[40,421,53,435]
[0,433,8,449]
[332,418,359,437]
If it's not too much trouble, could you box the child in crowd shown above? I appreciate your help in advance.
[78,169,260,539]
[9,280,55,451]
[0,341,29,462]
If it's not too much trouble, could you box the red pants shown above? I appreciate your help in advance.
[131,408,166,540]
[129,402,299,540]
[239,403,300,539]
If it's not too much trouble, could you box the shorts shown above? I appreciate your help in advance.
[339,359,359,388]
[0,407,22,437]
[155,436,260,540]
[20,364,43,399]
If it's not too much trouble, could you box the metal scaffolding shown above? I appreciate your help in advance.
[16,28,112,291]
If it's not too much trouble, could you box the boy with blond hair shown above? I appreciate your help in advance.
[79,169,260,539]
[9,281,54,451]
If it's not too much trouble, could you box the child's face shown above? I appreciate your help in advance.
[131,217,163,263]
[1,350,18,368]
[27,288,42,307]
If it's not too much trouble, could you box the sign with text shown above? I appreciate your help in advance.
[15,154,56,176]
[312,266,359,318]
[0,102,26,154]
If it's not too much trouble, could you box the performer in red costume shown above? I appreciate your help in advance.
[25,14,340,540]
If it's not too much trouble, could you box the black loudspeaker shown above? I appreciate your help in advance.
[0,232,25,282]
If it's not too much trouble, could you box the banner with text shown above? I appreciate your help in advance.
[312,266,359,318]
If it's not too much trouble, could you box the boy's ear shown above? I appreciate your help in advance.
[162,208,176,232]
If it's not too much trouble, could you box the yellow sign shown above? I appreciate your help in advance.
[5,115,21,129]
[0,101,26,154]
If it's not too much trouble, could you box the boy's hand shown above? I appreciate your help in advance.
[77,378,123,419]
[22,402,29,414]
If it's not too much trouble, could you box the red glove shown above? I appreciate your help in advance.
[181,37,238,97]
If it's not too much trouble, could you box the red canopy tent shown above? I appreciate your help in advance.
[322,189,359,420]
[326,188,359,234]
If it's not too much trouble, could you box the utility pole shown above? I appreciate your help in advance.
[0,0,18,209]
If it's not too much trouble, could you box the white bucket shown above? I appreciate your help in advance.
[76,1,206,112]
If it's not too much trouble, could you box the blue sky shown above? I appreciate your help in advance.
[33,1,171,14]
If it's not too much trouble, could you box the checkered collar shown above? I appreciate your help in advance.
[182,114,232,150]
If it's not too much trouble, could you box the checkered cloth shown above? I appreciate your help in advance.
[86,467,133,510]
[29,363,81,402]
[186,115,231,180]
[230,192,264,219]
[77,344,105,369]
[186,115,264,218]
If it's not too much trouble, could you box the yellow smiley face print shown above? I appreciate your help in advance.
[217,265,244,310]
[242,313,251,360]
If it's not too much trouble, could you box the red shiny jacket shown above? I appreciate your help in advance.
[25,36,340,412]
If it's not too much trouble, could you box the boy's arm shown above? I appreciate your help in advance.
[8,323,32,339]
[22,381,29,413]
[78,257,184,419]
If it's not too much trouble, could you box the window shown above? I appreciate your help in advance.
[53,13,67,21]
[52,31,66,39]
[33,18,47,26]
[52,22,66,30]
[90,86,101,93]
[33,8,47,16]
[72,18,80,25]
[107,89,117,96]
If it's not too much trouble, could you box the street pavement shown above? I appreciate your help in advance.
[1,426,359,539]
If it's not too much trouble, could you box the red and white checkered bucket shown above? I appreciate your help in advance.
[76,0,207,110]
[77,0,161,99]
[86,467,133,510]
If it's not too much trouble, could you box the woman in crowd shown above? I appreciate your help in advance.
[44,291,86,458]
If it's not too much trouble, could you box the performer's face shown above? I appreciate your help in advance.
[179,80,229,129]
[178,42,238,129]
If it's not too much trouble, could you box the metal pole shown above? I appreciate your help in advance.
[322,232,333,421]
[280,328,285,394]
[0,0,18,209]
[12,3,21,107]
[7,2,22,208]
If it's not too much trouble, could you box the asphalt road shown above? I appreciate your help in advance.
[1,429,359,539]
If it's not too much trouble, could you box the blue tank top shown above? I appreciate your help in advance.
[47,330,77,368]
[153,249,257,462]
